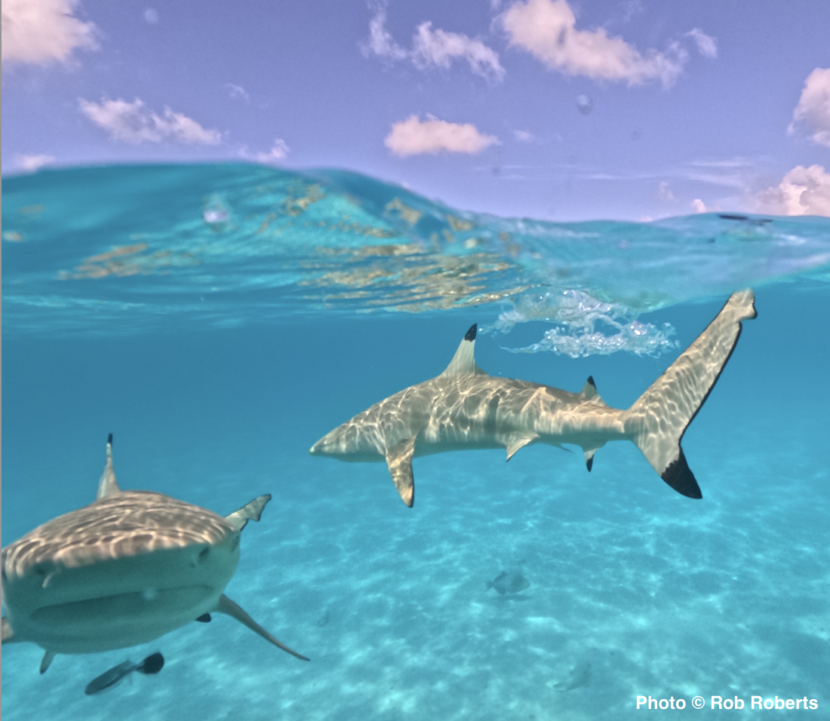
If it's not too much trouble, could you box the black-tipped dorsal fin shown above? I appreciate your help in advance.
[224,494,272,532]
[441,324,487,377]
[579,376,606,405]
[96,433,121,500]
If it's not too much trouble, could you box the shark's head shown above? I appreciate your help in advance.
[1,436,259,658]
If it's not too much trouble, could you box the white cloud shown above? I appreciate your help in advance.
[363,2,504,82]
[658,181,674,201]
[361,2,407,60]
[498,0,687,87]
[686,28,717,59]
[226,83,250,102]
[513,129,534,142]
[385,115,498,156]
[16,154,55,172]
[240,139,290,165]
[2,0,98,66]
[691,198,707,213]
[412,22,505,82]
[78,98,222,145]
[755,165,830,217]
[789,67,830,149]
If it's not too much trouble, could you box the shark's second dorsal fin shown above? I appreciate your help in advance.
[441,324,487,377]
[96,434,121,500]
[224,494,272,532]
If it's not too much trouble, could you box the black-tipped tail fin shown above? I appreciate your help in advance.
[624,290,756,498]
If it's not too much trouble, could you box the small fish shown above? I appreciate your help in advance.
[485,571,530,595]
[552,661,591,692]
[84,652,165,695]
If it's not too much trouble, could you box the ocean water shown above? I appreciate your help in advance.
[2,164,829,719]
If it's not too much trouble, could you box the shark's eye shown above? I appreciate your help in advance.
[198,547,210,563]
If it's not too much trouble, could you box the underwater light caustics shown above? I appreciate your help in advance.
[1,435,309,674]
[310,290,757,506]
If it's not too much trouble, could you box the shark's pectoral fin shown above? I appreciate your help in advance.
[385,436,417,507]
[505,433,538,461]
[2,617,20,644]
[224,494,272,532]
[216,595,309,662]
[39,649,57,674]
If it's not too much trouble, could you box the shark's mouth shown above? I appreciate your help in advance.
[30,584,217,628]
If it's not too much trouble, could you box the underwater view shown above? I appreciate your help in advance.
[2,164,829,719]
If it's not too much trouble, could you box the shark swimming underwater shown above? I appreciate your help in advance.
[1,435,309,673]
[310,290,757,506]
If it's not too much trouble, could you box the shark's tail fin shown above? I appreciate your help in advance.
[623,290,757,498]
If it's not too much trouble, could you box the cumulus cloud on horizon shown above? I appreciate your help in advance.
[15,154,56,172]
[755,165,830,217]
[363,2,504,83]
[239,138,290,165]
[385,115,499,156]
[78,98,222,145]
[789,67,830,149]
[497,0,687,87]
[2,0,98,66]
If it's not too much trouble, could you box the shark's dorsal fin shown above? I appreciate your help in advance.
[216,594,309,661]
[385,435,417,507]
[224,494,272,532]
[96,434,121,500]
[441,324,487,377]
[579,376,607,406]
[39,649,56,674]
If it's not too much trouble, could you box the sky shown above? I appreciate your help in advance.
[2,0,830,221]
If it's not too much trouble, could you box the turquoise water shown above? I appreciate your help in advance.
[2,164,829,719]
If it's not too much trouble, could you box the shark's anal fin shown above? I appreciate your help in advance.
[40,649,56,674]
[224,494,272,532]
[385,436,417,507]
[505,433,538,461]
[216,595,309,662]
[196,613,212,623]
[96,433,121,500]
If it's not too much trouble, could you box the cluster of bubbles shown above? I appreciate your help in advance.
[483,289,678,358]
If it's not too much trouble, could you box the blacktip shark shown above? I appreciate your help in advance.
[1,435,309,674]
[310,290,757,506]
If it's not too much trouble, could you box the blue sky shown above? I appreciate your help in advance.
[3,0,829,221]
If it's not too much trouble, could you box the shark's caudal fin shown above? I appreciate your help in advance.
[216,595,309,662]
[624,290,757,498]
[96,433,121,500]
